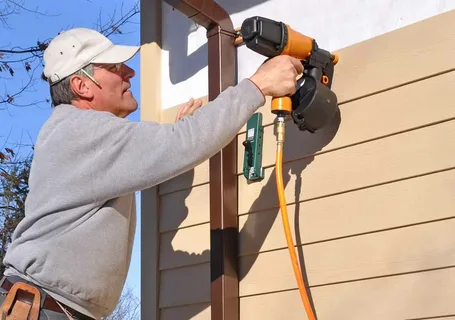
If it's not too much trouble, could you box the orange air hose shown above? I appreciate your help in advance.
[275,117,316,320]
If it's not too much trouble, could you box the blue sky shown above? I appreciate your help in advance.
[0,0,141,309]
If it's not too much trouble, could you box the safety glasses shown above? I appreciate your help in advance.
[81,63,124,86]
[95,63,123,73]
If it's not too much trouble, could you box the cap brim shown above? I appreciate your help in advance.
[91,44,140,64]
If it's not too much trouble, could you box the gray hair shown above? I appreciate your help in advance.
[49,64,94,106]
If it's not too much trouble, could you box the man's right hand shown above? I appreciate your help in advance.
[249,55,304,97]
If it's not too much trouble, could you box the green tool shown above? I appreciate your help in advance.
[242,112,265,181]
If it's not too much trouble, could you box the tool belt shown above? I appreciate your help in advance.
[0,276,93,320]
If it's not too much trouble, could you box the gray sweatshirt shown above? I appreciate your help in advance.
[3,79,265,319]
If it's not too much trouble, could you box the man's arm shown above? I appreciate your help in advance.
[89,79,265,201]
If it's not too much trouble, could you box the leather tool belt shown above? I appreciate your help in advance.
[0,276,93,320]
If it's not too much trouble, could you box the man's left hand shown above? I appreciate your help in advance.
[175,98,203,122]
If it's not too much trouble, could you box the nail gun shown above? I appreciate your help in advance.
[240,16,339,133]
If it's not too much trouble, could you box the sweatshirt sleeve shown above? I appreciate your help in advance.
[89,78,265,201]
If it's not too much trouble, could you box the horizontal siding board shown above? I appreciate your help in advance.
[159,163,209,195]
[330,9,455,103]
[159,183,209,232]
[160,303,211,320]
[159,263,210,308]
[238,120,455,214]
[159,223,210,270]
[238,169,455,256]
[240,267,455,319]
[239,218,455,296]
[237,70,455,173]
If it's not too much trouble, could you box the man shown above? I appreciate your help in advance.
[1,27,303,319]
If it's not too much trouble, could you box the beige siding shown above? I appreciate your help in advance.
[144,9,455,320]
[238,120,455,213]
[160,263,210,308]
[154,99,211,318]
[236,9,455,319]
[240,218,455,295]
[159,97,210,195]
[240,268,455,319]
[238,169,455,256]
[159,183,210,232]
[160,303,211,320]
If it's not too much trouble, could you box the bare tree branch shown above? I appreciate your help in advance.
[0,206,16,211]
[97,1,140,37]
[4,0,58,17]
[0,0,20,27]
[0,0,58,29]
[0,45,47,54]
[0,62,42,108]
[0,55,38,64]
[104,285,140,320]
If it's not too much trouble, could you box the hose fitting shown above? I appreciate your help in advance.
[275,115,286,152]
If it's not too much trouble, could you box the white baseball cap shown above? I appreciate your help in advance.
[43,28,140,85]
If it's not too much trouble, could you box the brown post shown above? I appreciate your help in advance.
[207,24,238,320]
[162,1,238,319]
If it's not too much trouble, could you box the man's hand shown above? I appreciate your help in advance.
[175,97,203,122]
[249,55,304,97]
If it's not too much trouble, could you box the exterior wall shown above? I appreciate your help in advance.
[140,1,455,319]
[160,0,455,110]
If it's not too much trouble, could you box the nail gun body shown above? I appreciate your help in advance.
[241,16,339,132]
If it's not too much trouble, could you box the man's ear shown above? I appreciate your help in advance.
[69,75,94,99]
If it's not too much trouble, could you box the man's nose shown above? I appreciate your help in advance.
[122,64,135,80]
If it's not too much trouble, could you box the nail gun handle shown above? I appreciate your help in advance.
[271,96,293,115]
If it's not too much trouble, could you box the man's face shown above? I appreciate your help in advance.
[90,63,137,118]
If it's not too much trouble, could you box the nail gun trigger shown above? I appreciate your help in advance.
[297,76,306,89]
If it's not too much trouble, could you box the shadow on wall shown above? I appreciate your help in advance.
[164,0,272,85]
[160,109,342,319]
